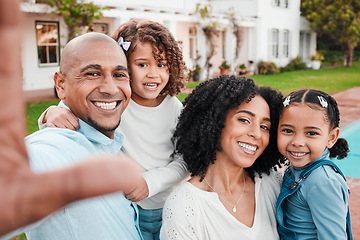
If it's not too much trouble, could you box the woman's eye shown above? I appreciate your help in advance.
[139,63,147,68]
[239,118,250,124]
[158,63,165,68]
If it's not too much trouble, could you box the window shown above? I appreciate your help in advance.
[189,27,197,59]
[271,29,279,58]
[36,21,59,66]
[283,29,289,57]
[273,0,288,8]
[222,31,226,59]
[91,23,109,34]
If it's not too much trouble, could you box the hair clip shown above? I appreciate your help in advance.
[318,96,328,108]
[283,95,291,107]
[117,37,131,51]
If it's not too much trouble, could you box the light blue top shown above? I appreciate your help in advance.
[285,150,349,239]
[20,102,143,240]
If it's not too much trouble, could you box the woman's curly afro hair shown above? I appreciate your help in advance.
[172,75,285,181]
[111,20,187,96]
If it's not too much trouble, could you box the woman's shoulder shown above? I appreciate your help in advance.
[256,169,283,199]
[165,182,198,205]
[258,169,283,187]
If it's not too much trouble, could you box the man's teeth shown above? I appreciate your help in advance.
[238,142,257,152]
[145,83,158,88]
[94,101,117,110]
[291,152,306,157]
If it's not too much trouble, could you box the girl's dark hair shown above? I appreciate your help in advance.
[281,89,349,159]
[172,75,284,181]
[111,20,187,96]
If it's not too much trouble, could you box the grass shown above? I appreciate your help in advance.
[252,62,360,95]
[25,62,360,134]
[26,99,60,134]
[185,62,360,95]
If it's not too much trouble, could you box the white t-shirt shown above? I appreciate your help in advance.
[160,170,282,240]
[119,95,188,209]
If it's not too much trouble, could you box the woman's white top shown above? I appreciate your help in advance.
[160,170,282,240]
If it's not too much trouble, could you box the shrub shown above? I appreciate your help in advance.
[280,57,307,72]
[257,61,279,75]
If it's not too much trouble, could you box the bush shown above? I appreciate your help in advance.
[323,50,344,64]
[280,57,307,72]
[257,61,279,75]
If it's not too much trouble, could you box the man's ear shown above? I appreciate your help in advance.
[327,127,340,149]
[54,72,66,100]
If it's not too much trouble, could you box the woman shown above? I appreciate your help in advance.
[160,75,284,239]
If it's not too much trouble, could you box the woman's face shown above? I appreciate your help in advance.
[217,95,271,168]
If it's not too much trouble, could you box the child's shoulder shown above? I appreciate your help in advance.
[301,164,348,193]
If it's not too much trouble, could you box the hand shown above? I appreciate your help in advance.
[44,106,79,130]
[70,152,144,198]
[124,177,149,202]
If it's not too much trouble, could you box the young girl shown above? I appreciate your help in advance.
[39,20,188,240]
[276,89,353,239]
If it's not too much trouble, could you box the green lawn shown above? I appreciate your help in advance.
[188,62,360,96]
[252,62,360,95]
[26,99,60,134]
[26,62,360,134]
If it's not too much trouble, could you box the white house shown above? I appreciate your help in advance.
[20,0,316,96]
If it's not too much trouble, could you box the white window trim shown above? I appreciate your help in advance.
[271,28,279,59]
[282,29,290,58]
[36,21,60,67]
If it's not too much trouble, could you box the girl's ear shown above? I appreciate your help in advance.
[327,127,340,149]
[54,72,66,100]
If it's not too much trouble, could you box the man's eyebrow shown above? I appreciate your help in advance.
[80,64,101,73]
[115,65,128,71]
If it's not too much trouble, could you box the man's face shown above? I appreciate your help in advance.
[58,40,131,138]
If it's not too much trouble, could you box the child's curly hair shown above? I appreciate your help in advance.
[111,20,187,96]
[281,89,349,159]
[172,75,284,181]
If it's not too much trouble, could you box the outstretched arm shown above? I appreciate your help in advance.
[0,1,140,236]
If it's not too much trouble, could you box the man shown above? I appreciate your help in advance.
[0,0,141,238]
[2,29,143,239]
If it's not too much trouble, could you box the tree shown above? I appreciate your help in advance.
[196,3,221,79]
[44,0,106,42]
[301,0,360,67]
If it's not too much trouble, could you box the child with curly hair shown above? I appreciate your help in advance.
[276,89,352,239]
[161,75,285,239]
[38,20,188,240]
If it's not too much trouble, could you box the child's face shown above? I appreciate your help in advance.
[277,104,339,168]
[128,42,169,107]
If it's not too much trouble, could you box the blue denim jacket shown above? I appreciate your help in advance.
[276,150,352,240]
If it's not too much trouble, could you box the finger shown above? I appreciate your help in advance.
[46,122,56,128]
[66,117,79,130]
[63,120,77,131]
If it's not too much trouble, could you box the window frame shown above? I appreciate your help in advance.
[35,21,60,67]
[283,29,290,58]
[189,27,198,60]
[271,28,279,59]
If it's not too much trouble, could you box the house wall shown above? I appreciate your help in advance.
[22,13,63,91]
[256,0,301,67]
